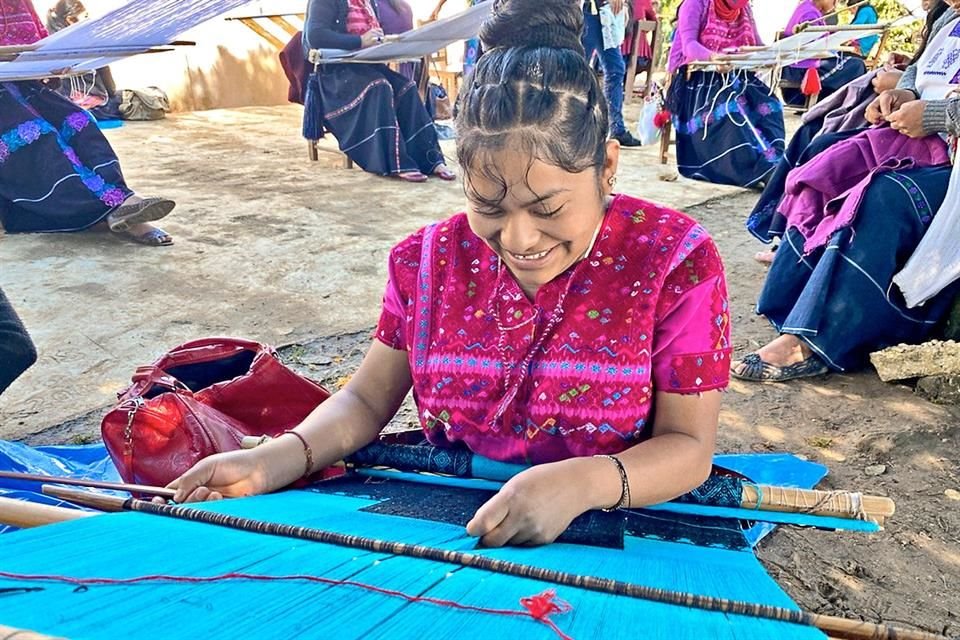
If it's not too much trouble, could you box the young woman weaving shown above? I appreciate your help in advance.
[167,0,732,547]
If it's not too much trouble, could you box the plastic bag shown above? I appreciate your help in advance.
[635,95,662,146]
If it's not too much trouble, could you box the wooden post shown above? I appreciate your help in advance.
[659,118,672,164]
[0,496,98,529]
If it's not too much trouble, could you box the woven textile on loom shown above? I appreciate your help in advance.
[0,479,829,639]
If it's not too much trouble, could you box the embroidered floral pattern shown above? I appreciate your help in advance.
[2,83,129,209]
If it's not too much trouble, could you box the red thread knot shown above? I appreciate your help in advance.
[520,589,571,620]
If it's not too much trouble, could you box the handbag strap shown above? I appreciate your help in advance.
[169,336,270,354]
[159,337,277,368]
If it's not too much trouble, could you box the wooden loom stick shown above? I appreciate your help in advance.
[240,436,894,523]
[40,487,945,640]
[0,624,65,640]
[0,471,175,499]
[743,485,895,521]
[803,24,888,33]
[797,0,872,30]
[0,496,98,529]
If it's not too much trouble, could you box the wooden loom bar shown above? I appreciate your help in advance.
[0,624,65,640]
[0,471,175,499]
[237,436,895,523]
[0,496,98,529]
[267,15,300,37]
[802,23,888,33]
[743,485,895,522]
[42,487,945,640]
[237,18,285,50]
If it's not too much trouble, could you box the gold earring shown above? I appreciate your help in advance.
[608,176,617,187]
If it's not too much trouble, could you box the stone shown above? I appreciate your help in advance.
[864,464,886,477]
[869,340,960,382]
[945,489,960,501]
[915,375,960,405]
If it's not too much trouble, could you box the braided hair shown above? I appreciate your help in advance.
[455,0,610,204]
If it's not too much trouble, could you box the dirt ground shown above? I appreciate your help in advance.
[0,105,957,637]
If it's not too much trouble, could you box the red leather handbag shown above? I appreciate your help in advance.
[101,337,331,487]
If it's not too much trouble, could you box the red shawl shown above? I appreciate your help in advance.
[713,0,750,22]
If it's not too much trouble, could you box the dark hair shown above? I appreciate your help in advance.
[911,0,949,64]
[46,0,86,34]
[454,0,609,204]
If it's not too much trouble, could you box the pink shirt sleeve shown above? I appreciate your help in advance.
[374,231,423,352]
[375,267,407,351]
[677,0,714,64]
[651,236,731,394]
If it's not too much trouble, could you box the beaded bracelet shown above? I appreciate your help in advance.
[282,431,314,479]
[594,454,631,512]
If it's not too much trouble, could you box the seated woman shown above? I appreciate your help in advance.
[747,0,949,257]
[780,0,868,106]
[732,1,960,382]
[45,0,122,120]
[0,0,176,245]
[164,0,731,547]
[0,287,37,396]
[303,0,455,183]
[665,0,786,188]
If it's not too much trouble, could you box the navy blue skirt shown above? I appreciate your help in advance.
[757,165,957,371]
[0,81,131,233]
[667,69,785,188]
[316,64,444,176]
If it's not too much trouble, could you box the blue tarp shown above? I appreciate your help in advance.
[0,440,827,544]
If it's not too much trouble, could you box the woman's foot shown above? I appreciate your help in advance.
[107,195,176,232]
[433,164,457,181]
[731,334,828,382]
[114,222,174,246]
[754,249,777,265]
[396,170,428,183]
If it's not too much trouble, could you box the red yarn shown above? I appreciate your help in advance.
[801,67,822,96]
[0,570,575,639]
[520,589,574,640]
[653,110,672,129]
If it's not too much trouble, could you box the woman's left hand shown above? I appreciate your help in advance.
[466,459,599,547]
[886,100,926,138]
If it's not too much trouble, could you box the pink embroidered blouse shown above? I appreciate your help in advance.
[0,0,48,46]
[345,0,380,36]
[376,194,731,464]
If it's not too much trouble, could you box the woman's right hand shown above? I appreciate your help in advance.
[165,448,278,503]
[360,28,385,49]
[866,89,916,125]
[871,70,903,95]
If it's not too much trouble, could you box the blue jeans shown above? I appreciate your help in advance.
[582,7,626,135]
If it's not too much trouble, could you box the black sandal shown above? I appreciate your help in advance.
[731,352,828,382]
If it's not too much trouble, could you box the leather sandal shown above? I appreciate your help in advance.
[731,352,829,382]
[396,171,428,183]
[433,166,457,181]
[107,197,176,232]
[118,226,174,247]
